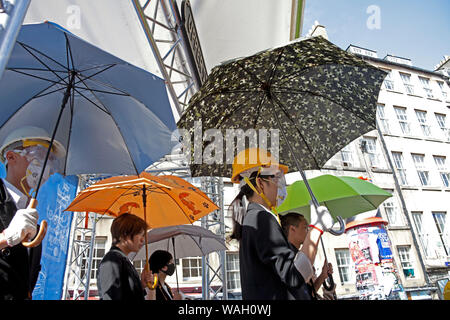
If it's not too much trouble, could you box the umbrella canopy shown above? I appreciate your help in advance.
[0,22,177,177]
[177,36,387,178]
[64,172,219,228]
[276,175,392,222]
[130,224,227,261]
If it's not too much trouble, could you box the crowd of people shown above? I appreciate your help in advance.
[0,127,336,300]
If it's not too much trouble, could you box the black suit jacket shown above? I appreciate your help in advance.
[0,179,41,300]
[97,246,145,300]
[239,202,312,300]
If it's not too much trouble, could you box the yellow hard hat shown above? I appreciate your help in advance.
[231,147,288,183]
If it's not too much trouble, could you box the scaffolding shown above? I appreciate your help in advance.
[0,0,31,80]
[61,210,97,300]
[132,0,205,117]
[200,176,227,300]
[62,174,109,300]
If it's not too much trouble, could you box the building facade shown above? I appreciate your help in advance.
[293,44,450,299]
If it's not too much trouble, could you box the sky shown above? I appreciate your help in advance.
[302,0,450,70]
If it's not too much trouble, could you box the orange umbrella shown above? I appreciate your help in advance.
[65,172,219,228]
[64,172,219,290]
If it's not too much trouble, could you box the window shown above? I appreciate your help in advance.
[362,138,379,167]
[437,81,447,100]
[418,76,434,98]
[226,252,241,290]
[435,113,450,141]
[400,73,414,94]
[133,259,146,274]
[182,257,202,279]
[433,156,450,187]
[412,212,433,258]
[412,154,430,186]
[415,110,431,137]
[432,212,449,256]
[382,69,395,91]
[397,246,415,278]
[340,144,354,167]
[335,249,353,284]
[80,237,106,283]
[377,104,390,133]
[394,107,410,135]
[392,152,408,185]
[382,191,403,226]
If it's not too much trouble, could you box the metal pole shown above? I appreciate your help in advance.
[269,96,345,235]
[172,237,180,292]
[131,0,183,117]
[0,0,31,80]
[83,212,97,300]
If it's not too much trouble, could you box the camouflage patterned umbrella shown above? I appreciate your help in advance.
[177,36,387,237]
[177,36,387,179]
[178,36,386,292]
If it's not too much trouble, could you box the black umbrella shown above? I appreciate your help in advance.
[177,36,387,292]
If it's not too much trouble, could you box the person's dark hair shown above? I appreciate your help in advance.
[229,170,274,241]
[279,212,306,238]
[110,213,148,246]
[149,250,173,273]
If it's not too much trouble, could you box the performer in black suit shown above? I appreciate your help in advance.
[229,148,335,300]
[97,213,154,300]
[0,126,65,300]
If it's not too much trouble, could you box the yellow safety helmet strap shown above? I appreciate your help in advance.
[243,175,281,226]
[22,139,54,152]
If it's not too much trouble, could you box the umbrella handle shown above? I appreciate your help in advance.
[328,215,346,236]
[22,199,48,248]
[322,273,335,291]
[147,275,158,290]
[322,274,338,300]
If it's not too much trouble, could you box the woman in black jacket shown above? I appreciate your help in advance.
[149,250,181,300]
[97,213,153,300]
[229,148,335,300]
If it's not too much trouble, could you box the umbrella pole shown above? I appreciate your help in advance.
[141,185,158,291]
[142,185,149,265]
[172,237,180,293]
[21,72,76,249]
[268,102,321,208]
[34,71,76,199]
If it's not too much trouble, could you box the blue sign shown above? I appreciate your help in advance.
[375,228,393,261]
[32,173,78,300]
[0,162,5,178]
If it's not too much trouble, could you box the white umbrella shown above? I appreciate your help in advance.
[130,224,227,261]
[129,224,227,293]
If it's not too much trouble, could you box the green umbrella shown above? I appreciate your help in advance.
[277,175,392,222]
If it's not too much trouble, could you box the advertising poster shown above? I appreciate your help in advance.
[32,173,79,300]
[346,220,406,300]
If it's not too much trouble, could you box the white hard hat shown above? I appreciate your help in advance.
[0,126,66,162]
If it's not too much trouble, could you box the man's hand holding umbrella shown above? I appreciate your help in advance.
[0,206,38,249]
